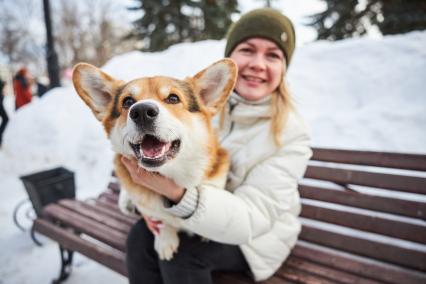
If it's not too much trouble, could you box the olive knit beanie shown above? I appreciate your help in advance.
[225,8,296,66]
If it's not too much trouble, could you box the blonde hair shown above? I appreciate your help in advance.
[219,79,293,148]
[271,79,293,147]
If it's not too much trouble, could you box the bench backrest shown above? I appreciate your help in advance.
[299,147,426,277]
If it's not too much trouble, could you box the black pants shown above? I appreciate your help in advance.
[0,98,8,145]
[126,219,250,284]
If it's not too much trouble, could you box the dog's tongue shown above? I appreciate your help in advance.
[141,136,171,159]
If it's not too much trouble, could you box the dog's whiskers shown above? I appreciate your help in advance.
[155,127,179,142]
[122,133,129,147]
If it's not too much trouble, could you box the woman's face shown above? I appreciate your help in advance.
[230,37,286,101]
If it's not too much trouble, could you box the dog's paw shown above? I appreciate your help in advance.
[154,226,179,261]
[155,238,179,261]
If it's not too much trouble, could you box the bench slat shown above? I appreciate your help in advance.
[312,148,426,171]
[99,191,119,204]
[300,201,426,244]
[95,197,135,218]
[213,272,297,284]
[305,165,426,194]
[43,204,127,251]
[292,241,426,284]
[95,198,121,211]
[276,266,337,284]
[94,199,137,220]
[83,199,139,226]
[58,199,132,234]
[34,219,127,276]
[300,225,426,272]
[299,184,426,220]
[284,256,381,284]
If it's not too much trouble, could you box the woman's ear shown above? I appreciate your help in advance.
[72,63,119,121]
[191,59,237,115]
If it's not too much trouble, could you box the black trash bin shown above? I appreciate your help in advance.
[20,167,75,217]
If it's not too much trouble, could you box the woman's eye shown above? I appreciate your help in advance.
[166,94,180,104]
[268,53,281,59]
[240,48,253,53]
[122,97,136,109]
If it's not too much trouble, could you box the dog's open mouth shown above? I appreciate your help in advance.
[130,135,181,167]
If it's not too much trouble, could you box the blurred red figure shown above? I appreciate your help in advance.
[13,68,33,110]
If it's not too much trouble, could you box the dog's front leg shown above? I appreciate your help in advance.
[154,224,179,261]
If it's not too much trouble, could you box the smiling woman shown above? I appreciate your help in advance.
[124,8,312,284]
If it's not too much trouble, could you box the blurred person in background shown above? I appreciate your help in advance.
[13,67,33,110]
[0,77,8,147]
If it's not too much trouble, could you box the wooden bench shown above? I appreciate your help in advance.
[34,148,426,283]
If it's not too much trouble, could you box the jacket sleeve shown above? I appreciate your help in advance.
[182,118,312,245]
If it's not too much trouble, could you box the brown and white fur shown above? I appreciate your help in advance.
[72,59,237,260]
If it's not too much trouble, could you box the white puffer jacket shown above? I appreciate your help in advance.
[182,92,312,281]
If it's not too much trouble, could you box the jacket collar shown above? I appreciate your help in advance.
[228,92,272,124]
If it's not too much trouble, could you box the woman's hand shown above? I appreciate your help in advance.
[144,215,163,235]
[121,156,186,203]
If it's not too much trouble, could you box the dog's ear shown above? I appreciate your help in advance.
[72,63,119,121]
[192,59,237,115]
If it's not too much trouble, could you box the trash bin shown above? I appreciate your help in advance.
[20,167,75,217]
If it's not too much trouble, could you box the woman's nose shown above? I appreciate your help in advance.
[248,54,266,71]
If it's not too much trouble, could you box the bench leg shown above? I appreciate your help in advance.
[52,246,74,284]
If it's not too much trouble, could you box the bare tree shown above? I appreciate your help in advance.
[0,0,134,76]
[53,0,87,69]
[53,0,134,69]
[0,0,44,72]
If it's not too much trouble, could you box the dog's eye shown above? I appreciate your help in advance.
[165,94,180,104]
[122,97,136,109]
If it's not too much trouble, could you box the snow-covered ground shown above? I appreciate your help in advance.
[0,31,425,283]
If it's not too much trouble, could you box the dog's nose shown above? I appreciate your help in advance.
[129,103,159,125]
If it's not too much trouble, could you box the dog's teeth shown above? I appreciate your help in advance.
[160,145,166,156]
[140,141,173,160]
[141,144,167,160]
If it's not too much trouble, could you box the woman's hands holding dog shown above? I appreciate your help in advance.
[121,156,186,203]
[144,215,163,235]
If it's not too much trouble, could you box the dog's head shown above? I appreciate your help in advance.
[72,59,237,175]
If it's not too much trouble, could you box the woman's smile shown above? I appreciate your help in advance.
[242,74,267,86]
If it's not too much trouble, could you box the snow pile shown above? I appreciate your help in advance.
[290,31,426,152]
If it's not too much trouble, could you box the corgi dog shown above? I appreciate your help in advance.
[72,59,237,260]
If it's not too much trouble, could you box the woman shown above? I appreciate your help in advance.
[123,8,312,283]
